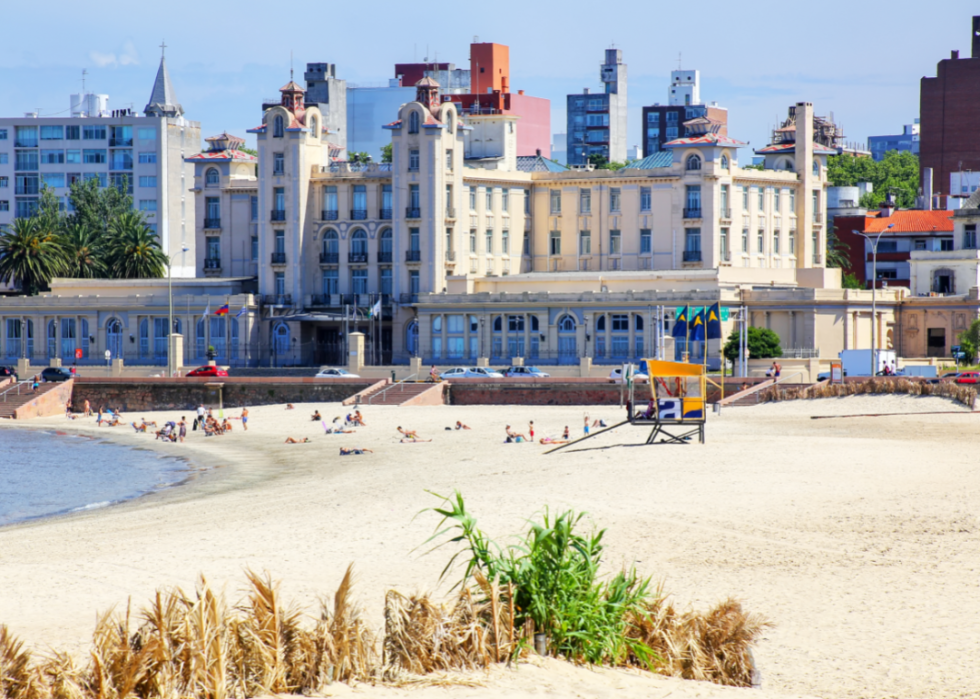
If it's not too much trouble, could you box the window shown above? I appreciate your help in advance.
[720,154,729,170]
[83,149,106,164]
[351,269,367,295]
[812,191,819,222]
[409,227,420,252]
[205,196,220,221]
[206,237,220,262]
[0,201,8,212]
[789,189,796,210]
[469,186,476,210]
[684,228,701,253]
[322,185,337,215]
[109,149,133,170]
[640,228,651,254]
[640,187,651,212]
[0,154,7,165]
[789,230,796,255]
[15,199,38,217]
[40,125,63,140]
[666,126,678,140]
[685,185,701,213]
[469,228,477,253]
[0,176,6,188]
[524,189,530,214]
[322,269,338,295]
[721,228,729,259]
[273,153,284,175]
[138,127,156,141]
[249,195,258,221]
[41,173,65,188]
[686,154,701,171]
[15,126,38,147]
[773,230,780,255]
[965,224,977,249]
[647,112,660,125]
[580,230,591,255]
[501,189,509,211]
[666,112,679,125]
[274,273,285,295]
[580,188,591,213]
[206,168,220,186]
[381,268,392,295]
[65,125,79,140]
[550,230,561,255]
[409,270,420,295]
[275,230,286,254]
[274,187,285,211]
[110,125,132,146]
[136,175,156,188]
[940,238,954,251]
[352,185,367,214]
[309,116,318,138]
[609,229,621,254]
[486,188,493,210]
[409,111,420,134]
[251,235,258,261]
[82,125,106,140]
[502,229,509,254]
[83,172,107,188]
[15,151,38,170]
[446,149,453,170]
[66,149,81,164]
[409,184,420,210]
[139,200,157,212]
[273,115,284,138]
[742,228,749,253]
[609,187,621,212]
[757,188,764,210]
[15,174,39,195]
[757,229,764,253]
[138,151,157,164]
[741,186,748,210]
[485,229,493,253]
[408,149,419,171]
[721,184,730,214]
[812,232,820,263]
[550,189,561,214]
[0,128,6,140]
[40,150,64,164]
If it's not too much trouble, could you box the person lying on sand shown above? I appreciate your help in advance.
[311,410,322,422]
[340,447,373,455]
[397,426,431,443]
[539,437,569,444]
[131,422,147,433]
[325,417,355,434]
[505,425,527,443]
[455,421,471,430]
[285,404,295,410]
[284,437,311,444]
[592,418,607,428]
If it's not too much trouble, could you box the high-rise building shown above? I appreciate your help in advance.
[642,70,727,157]
[566,49,627,166]
[0,51,200,277]
[304,63,347,154]
[868,120,919,161]
[920,15,980,204]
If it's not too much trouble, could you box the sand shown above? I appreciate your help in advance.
[2,394,979,699]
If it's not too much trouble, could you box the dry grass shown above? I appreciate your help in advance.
[760,377,977,409]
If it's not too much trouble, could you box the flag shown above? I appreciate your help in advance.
[689,308,706,342]
[215,304,229,316]
[236,305,247,319]
[201,302,209,321]
[369,298,381,319]
[706,303,723,340]
[671,306,688,338]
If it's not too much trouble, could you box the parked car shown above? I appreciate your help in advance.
[609,365,649,384]
[955,371,980,384]
[440,366,504,379]
[40,367,73,382]
[816,369,849,382]
[315,367,360,378]
[504,366,550,378]
[186,365,229,378]
[0,366,17,381]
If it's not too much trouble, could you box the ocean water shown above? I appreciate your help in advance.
[0,429,190,526]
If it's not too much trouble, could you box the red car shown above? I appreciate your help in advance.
[955,371,980,384]
[186,365,229,378]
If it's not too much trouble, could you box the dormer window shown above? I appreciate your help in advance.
[310,116,318,138]
[409,111,420,134]
[274,115,284,138]
[686,154,702,171]
[205,168,219,187]
[720,155,729,170]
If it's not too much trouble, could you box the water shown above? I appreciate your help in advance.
[0,429,191,526]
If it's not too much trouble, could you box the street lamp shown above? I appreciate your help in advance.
[168,245,190,377]
[854,223,895,376]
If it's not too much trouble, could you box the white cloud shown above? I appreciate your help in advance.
[89,51,117,68]
[119,40,140,66]
[89,40,141,68]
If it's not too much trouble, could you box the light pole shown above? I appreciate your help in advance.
[167,245,189,376]
[855,223,894,376]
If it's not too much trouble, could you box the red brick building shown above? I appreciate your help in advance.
[919,16,980,204]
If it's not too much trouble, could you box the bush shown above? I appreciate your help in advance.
[723,327,782,362]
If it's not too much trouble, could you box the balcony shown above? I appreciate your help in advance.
[812,254,823,265]
[271,210,286,222]
[350,209,368,220]
[813,212,823,225]
[203,258,221,270]
[380,208,392,220]
[683,207,702,219]
[720,208,732,220]
[109,138,133,148]
[348,252,369,264]
[263,294,292,306]
[722,250,732,262]
[406,207,421,219]
[445,250,456,261]
[321,210,339,221]
[406,250,422,262]
[377,251,393,263]
[270,252,287,265]
[309,294,338,307]
[400,293,419,304]
[683,250,702,262]
[319,252,339,264]
[203,217,221,229]
[445,207,456,219]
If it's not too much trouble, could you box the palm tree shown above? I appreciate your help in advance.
[106,211,167,279]
[0,217,67,294]
[60,220,107,278]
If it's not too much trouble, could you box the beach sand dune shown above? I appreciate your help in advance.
[1,394,978,699]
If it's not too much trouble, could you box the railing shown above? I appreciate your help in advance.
[400,293,418,304]
[109,138,133,147]
[406,207,421,219]
[380,208,392,220]
[445,207,456,219]
[780,348,819,359]
[322,210,339,221]
[309,294,338,306]
[351,209,368,220]
[405,250,422,262]
[323,162,393,174]
[813,212,823,224]
[348,252,369,263]
[683,250,702,262]
[1,380,33,402]
[263,294,292,306]
[203,258,221,270]
[445,250,456,261]
[14,138,38,148]
[721,250,731,262]
[271,210,286,222]
[203,218,221,229]
[270,252,287,264]
[320,252,339,264]
[813,254,823,265]
[377,251,393,263]
[683,207,702,219]
[367,374,418,405]
[720,208,732,219]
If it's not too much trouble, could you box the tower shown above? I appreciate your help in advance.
[415,77,440,117]
[143,48,183,118]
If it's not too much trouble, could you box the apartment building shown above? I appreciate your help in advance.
[566,50,628,165]
[0,53,200,277]
[642,70,728,156]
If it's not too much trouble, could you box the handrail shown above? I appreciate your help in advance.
[1,380,30,402]
[367,373,417,405]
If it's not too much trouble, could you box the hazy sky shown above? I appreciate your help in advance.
[1,0,976,158]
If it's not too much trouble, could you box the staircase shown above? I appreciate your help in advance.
[366,381,443,406]
[0,381,64,419]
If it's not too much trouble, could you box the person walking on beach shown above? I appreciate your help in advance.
[195,404,205,431]
[178,417,187,443]
[241,407,249,431]
[528,421,535,441]
[584,415,590,436]
[83,399,91,417]
[563,425,570,440]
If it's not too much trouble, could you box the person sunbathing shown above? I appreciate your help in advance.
[285,404,295,410]
[455,421,471,430]
[311,410,322,422]
[340,447,373,455]
[141,418,158,428]
[131,422,147,433]
[539,436,569,444]
[397,426,431,443]
[353,410,365,426]
[326,418,355,434]
[284,437,311,444]
[505,425,527,443]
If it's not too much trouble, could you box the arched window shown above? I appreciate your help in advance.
[80,318,89,358]
[720,155,729,170]
[139,318,149,358]
[784,160,794,171]
[273,322,290,357]
[322,229,339,256]
[812,160,820,176]
[409,111,420,134]
[205,168,219,187]
[558,315,576,333]
[686,154,702,171]
[106,318,123,359]
[351,229,368,255]
[635,315,644,331]
[273,115,284,138]
[557,315,576,364]
[46,320,56,358]
[596,315,606,332]
[406,320,419,356]
[380,227,392,255]
[493,316,502,332]
[309,116,318,138]
[530,316,540,332]
[230,318,239,364]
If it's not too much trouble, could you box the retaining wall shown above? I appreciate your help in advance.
[13,380,74,419]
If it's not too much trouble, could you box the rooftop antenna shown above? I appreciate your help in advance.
[81,68,88,94]
[678,52,682,70]
[290,50,294,81]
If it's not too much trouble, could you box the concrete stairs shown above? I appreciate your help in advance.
[0,381,65,419]
[364,382,443,406]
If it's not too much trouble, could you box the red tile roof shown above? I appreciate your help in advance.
[663,133,747,148]
[863,210,954,233]
[755,142,837,155]
[185,149,257,162]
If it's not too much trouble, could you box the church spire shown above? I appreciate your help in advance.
[144,43,184,118]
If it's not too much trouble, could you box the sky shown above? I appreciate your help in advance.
[1,0,977,159]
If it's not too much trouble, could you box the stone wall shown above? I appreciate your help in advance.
[72,378,374,412]
[446,379,631,406]
[14,380,74,419]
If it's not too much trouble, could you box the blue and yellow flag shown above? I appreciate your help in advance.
[706,303,722,339]
[672,306,689,337]
[689,307,706,342]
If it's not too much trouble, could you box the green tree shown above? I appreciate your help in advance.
[67,176,133,239]
[60,220,107,278]
[0,217,67,294]
[827,151,919,209]
[348,151,372,164]
[106,211,167,279]
[842,272,864,289]
[585,154,628,171]
[380,143,392,163]
[827,227,851,269]
[743,162,765,171]
[723,327,782,362]
[957,319,980,363]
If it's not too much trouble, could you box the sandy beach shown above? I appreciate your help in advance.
[2,394,979,699]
